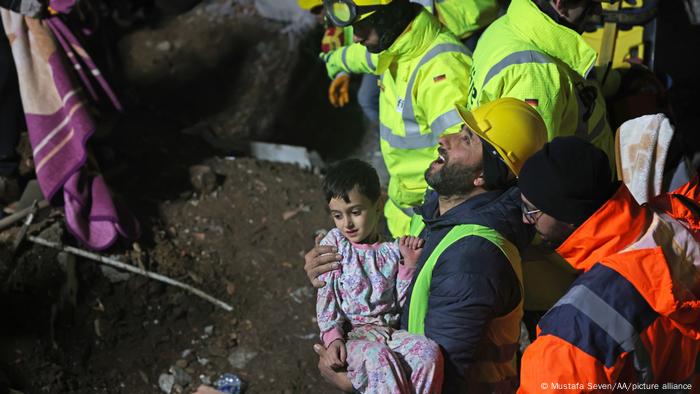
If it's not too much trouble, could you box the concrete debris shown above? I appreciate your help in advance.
[158,373,175,393]
[227,347,258,369]
[250,142,324,170]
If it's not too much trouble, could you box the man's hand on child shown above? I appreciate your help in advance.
[399,236,425,268]
[323,339,347,369]
[304,233,342,288]
[313,343,354,391]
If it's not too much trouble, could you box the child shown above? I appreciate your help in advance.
[316,159,443,394]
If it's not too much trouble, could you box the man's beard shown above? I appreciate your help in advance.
[425,161,482,198]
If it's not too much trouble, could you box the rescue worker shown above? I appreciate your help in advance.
[306,98,548,392]
[518,136,700,392]
[297,0,380,122]
[467,0,616,166]
[322,0,503,119]
[321,0,472,237]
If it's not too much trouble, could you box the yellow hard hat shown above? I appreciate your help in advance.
[324,0,393,27]
[455,98,548,175]
[298,0,323,10]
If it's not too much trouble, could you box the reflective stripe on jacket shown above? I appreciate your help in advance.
[320,40,378,80]
[408,223,523,392]
[467,0,615,167]
[412,0,503,39]
[519,178,700,393]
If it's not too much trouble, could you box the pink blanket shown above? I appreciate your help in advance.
[1,10,139,250]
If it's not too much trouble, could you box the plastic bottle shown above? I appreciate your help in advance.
[214,373,243,394]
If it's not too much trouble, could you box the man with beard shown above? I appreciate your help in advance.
[306,98,547,392]
[518,137,700,392]
[321,0,472,237]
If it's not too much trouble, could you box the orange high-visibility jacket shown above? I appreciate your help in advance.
[519,178,700,393]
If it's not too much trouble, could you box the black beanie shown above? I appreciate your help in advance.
[519,136,616,226]
[481,139,514,191]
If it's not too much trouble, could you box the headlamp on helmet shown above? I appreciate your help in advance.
[323,0,392,27]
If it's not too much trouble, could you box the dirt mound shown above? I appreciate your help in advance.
[2,158,334,393]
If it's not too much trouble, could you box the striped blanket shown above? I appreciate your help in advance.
[1,9,139,250]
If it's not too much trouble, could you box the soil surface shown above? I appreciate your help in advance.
[1,0,700,393]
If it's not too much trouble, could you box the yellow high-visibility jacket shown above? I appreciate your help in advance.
[321,10,472,236]
[467,0,615,165]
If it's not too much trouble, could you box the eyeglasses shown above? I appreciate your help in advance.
[521,203,542,225]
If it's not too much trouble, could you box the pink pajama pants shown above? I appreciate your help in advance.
[346,325,444,394]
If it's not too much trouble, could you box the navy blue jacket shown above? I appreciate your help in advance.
[400,187,533,392]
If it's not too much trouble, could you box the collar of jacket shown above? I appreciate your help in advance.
[415,187,534,250]
[556,183,649,271]
[507,0,597,78]
[375,9,443,74]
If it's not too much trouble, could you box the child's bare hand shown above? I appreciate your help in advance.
[399,236,424,268]
[322,339,347,370]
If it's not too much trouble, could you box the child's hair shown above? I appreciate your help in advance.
[323,159,380,204]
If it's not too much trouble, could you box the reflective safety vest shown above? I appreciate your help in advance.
[408,213,426,236]
[412,0,503,39]
[321,10,472,237]
[467,0,615,167]
[408,224,524,391]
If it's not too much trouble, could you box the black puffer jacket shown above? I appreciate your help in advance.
[400,187,533,392]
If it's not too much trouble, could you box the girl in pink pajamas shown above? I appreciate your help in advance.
[316,159,443,394]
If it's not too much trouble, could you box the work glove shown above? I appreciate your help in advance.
[328,73,350,107]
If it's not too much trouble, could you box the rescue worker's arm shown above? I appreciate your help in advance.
[415,54,472,136]
[304,232,342,288]
[479,62,568,142]
[425,239,521,390]
[519,334,611,393]
[319,43,378,80]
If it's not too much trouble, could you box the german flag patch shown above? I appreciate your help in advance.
[525,98,539,107]
[433,74,446,83]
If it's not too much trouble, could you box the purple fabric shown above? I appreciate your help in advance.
[48,0,76,14]
[47,18,122,110]
[63,173,140,250]
[6,12,139,250]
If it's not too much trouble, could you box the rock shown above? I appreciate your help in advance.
[156,40,172,52]
[289,286,314,304]
[170,366,192,387]
[204,325,214,336]
[100,266,131,283]
[175,359,188,369]
[228,347,258,369]
[158,373,175,393]
[138,370,149,384]
[199,374,211,385]
[189,165,217,193]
